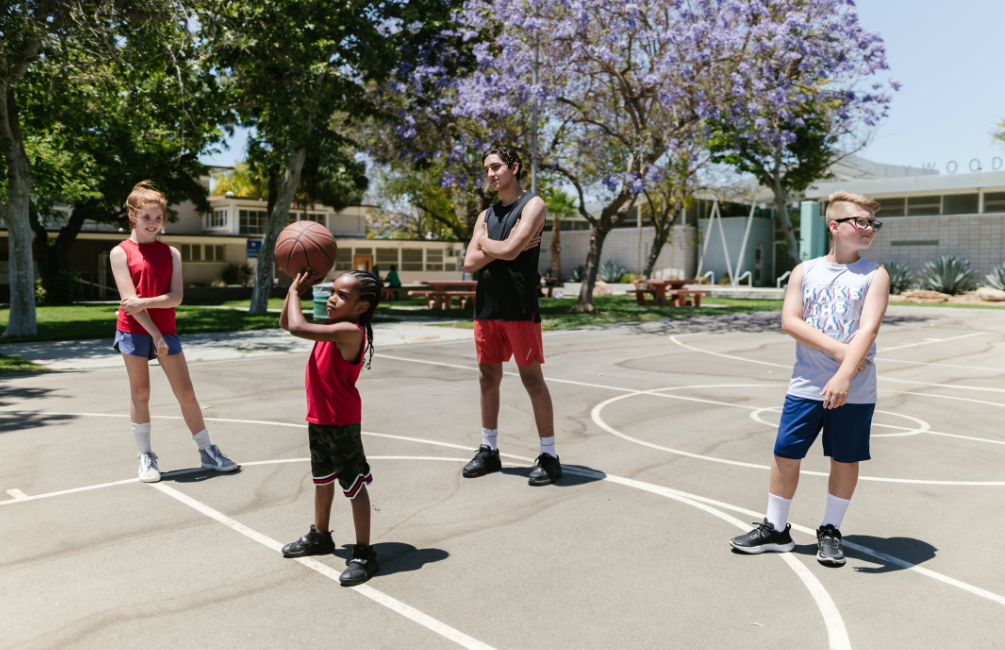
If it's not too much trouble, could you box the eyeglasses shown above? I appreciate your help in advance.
[835,217,882,232]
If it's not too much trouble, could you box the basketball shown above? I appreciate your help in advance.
[275,221,338,280]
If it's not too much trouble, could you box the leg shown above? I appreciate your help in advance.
[349,484,371,546]
[122,354,152,425]
[828,459,859,500]
[157,351,206,435]
[314,483,336,533]
[769,455,801,500]
[517,361,554,439]
[479,363,504,430]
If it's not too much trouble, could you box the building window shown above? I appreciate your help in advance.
[239,209,268,235]
[204,244,226,262]
[401,248,423,271]
[983,192,1005,213]
[180,244,201,262]
[426,248,444,271]
[181,244,225,262]
[943,193,979,215]
[906,196,941,216]
[375,248,399,266]
[287,211,300,225]
[303,212,327,227]
[206,208,228,228]
[879,197,906,217]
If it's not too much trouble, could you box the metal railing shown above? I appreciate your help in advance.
[735,271,753,287]
[776,270,792,289]
[697,270,715,286]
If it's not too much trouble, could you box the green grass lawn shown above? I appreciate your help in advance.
[0,353,48,373]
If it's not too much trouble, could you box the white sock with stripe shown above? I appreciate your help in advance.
[765,493,791,532]
[481,428,498,450]
[132,422,152,454]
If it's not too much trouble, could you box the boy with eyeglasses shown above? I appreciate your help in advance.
[729,191,890,566]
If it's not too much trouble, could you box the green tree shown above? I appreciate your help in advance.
[539,186,576,281]
[199,0,452,314]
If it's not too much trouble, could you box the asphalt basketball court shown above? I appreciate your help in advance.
[3,305,1005,649]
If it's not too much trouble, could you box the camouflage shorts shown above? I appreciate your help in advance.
[308,423,372,499]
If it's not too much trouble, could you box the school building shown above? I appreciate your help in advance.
[0,176,465,300]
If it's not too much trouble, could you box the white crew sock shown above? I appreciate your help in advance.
[539,436,557,458]
[481,428,498,451]
[765,493,792,532]
[132,422,152,454]
[822,493,851,529]
[192,428,211,450]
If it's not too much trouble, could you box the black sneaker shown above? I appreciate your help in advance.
[729,519,796,554]
[339,544,379,586]
[282,525,335,558]
[462,445,502,478]
[816,524,846,566]
[528,454,562,486]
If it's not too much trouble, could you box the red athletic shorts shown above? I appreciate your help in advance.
[474,320,545,366]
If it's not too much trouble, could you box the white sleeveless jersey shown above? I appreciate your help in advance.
[787,256,880,404]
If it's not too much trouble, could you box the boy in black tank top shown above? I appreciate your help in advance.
[461,144,561,485]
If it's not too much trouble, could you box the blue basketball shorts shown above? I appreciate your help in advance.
[773,395,875,463]
[113,330,183,360]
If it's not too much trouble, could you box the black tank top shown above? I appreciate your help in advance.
[474,191,541,322]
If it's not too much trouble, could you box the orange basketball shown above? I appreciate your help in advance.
[275,221,338,280]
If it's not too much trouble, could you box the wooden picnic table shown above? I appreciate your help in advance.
[631,278,708,307]
[408,280,479,310]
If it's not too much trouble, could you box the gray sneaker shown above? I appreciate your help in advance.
[816,524,846,566]
[138,452,161,483]
[200,444,238,472]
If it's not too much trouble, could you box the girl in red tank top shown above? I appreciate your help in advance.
[109,182,238,485]
[278,269,383,585]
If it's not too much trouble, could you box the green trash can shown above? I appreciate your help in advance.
[312,283,332,320]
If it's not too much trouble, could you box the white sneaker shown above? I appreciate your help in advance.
[199,444,238,472]
[138,452,161,483]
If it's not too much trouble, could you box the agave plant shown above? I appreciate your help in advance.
[986,263,1005,291]
[882,260,914,295]
[919,255,976,295]
[598,260,629,283]
[569,264,585,282]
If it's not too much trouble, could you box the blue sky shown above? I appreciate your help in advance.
[204,1,1005,175]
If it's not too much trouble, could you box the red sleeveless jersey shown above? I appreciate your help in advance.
[115,238,177,335]
[305,325,365,425]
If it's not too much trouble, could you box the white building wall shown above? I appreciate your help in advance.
[540,225,698,280]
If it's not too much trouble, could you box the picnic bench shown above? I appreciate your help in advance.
[630,278,710,307]
[538,276,564,298]
[408,280,479,310]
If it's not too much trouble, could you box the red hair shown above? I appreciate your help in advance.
[126,181,167,227]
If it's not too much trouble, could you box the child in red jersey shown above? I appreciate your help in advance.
[110,182,238,483]
[279,269,382,586]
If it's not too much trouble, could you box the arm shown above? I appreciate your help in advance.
[464,211,494,274]
[110,246,168,356]
[820,268,890,409]
[278,292,293,331]
[477,196,546,261]
[285,273,365,346]
[120,247,184,314]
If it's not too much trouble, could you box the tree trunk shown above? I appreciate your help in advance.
[29,202,92,304]
[1,85,38,336]
[249,149,307,315]
[643,222,671,279]
[572,222,612,313]
[549,217,561,280]
[771,163,800,266]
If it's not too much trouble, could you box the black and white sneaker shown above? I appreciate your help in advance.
[816,524,846,566]
[282,525,335,558]
[528,454,562,486]
[339,544,379,585]
[463,445,502,478]
[729,519,796,554]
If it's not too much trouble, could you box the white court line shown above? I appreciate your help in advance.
[877,332,984,353]
[5,488,27,500]
[4,424,1004,618]
[150,482,496,650]
[875,357,1005,372]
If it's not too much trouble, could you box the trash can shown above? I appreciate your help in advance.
[312,283,332,320]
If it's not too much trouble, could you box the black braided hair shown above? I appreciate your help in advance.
[344,270,381,369]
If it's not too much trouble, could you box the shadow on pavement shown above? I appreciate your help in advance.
[334,542,449,578]
[844,534,938,574]
[500,463,606,487]
[161,467,244,483]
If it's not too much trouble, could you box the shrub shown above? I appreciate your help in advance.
[719,273,731,285]
[598,260,628,283]
[34,279,47,306]
[621,272,642,283]
[919,255,976,295]
[882,261,914,295]
[986,263,1005,291]
[569,264,585,282]
[222,263,252,286]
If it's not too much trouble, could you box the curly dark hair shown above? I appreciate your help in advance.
[343,270,382,369]
[482,143,522,180]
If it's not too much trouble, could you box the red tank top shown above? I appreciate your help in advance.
[115,238,177,335]
[305,325,365,425]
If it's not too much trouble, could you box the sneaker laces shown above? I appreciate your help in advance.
[140,452,158,472]
[206,445,229,462]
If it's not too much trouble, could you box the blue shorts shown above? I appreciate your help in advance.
[773,395,875,463]
[113,330,183,359]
